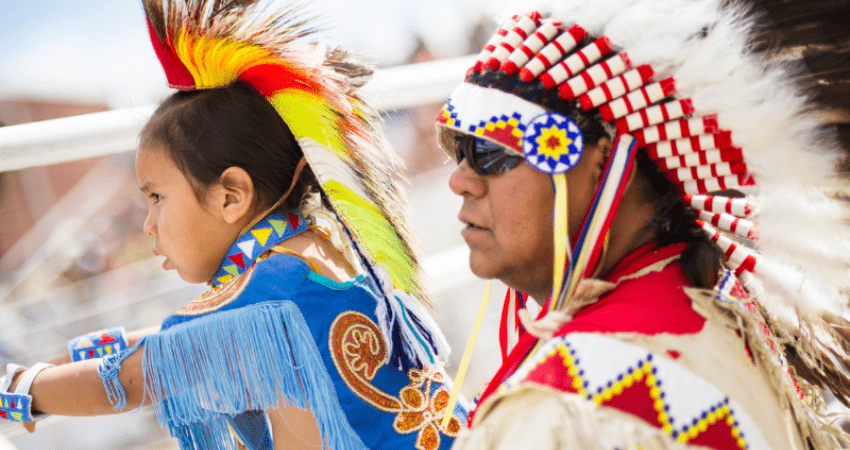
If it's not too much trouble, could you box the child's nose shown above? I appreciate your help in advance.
[143,210,156,237]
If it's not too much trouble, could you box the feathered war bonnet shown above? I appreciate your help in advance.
[142,0,449,370]
[436,0,850,408]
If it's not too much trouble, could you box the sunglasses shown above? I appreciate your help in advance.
[454,135,524,176]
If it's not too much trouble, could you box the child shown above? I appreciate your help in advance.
[0,1,466,449]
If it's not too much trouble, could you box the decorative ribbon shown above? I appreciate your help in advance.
[441,280,492,430]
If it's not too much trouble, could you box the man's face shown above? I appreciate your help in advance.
[449,152,556,301]
[447,134,603,303]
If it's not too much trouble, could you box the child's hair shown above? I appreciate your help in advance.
[140,81,318,212]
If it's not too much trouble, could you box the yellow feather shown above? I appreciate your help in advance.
[168,25,425,298]
[175,30,201,84]
[174,31,273,89]
[268,90,349,161]
[324,180,416,292]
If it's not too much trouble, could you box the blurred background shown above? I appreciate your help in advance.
[0,0,509,448]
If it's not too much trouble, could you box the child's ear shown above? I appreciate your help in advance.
[216,167,256,224]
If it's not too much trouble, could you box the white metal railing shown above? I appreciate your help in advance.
[0,55,475,173]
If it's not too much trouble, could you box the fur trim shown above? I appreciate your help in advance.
[685,287,850,448]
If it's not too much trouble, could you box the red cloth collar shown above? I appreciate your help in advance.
[470,241,692,425]
[606,241,688,283]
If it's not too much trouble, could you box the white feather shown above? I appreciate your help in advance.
[489,0,850,317]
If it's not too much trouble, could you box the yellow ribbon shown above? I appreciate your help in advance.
[441,279,492,430]
[550,174,569,311]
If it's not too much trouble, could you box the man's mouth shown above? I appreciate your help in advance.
[459,214,488,231]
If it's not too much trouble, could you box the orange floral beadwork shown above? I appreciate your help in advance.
[329,311,462,449]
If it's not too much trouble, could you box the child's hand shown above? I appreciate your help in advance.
[1,363,54,425]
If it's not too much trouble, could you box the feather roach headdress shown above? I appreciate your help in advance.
[143,0,449,369]
[436,0,850,416]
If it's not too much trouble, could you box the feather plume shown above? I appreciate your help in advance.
[495,0,850,418]
[141,0,430,305]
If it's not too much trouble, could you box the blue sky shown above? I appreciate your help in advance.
[0,0,488,107]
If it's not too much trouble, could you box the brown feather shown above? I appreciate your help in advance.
[143,0,167,43]
[743,0,850,121]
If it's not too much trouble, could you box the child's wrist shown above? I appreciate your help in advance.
[0,363,54,422]
[6,369,22,392]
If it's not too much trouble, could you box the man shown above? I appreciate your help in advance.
[436,1,850,448]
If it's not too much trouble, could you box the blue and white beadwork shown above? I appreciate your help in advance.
[68,327,129,362]
[437,83,554,153]
[521,112,584,175]
[211,210,309,286]
[437,98,461,129]
[0,393,34,422]
[0,363,54,423]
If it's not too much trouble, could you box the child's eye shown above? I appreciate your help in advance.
[150,193,162,203]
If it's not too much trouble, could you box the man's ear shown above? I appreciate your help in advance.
[216,166,256,224]
[588,137,613,183]
[599,137,613,160]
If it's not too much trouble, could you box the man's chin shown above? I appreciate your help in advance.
[467,252,502,282]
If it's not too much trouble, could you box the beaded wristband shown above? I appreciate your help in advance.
[68,327,129,362]
[0,363,53,422]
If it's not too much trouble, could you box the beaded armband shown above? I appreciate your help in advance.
[68,327,129,362]
[0,363,53,422]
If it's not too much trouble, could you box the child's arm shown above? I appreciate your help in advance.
[267,403,323,450]
[126,326,162,346]
[12,346,149,417]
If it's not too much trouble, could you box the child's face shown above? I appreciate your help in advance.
[135,145,238,284]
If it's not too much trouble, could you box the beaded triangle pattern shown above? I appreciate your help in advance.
[211,211,308,287]
[67,327,129,362]
[503,333,769,449]
[0,394,32,423]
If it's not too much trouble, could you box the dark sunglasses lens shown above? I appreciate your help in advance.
[466,137,523,175]
[454,138,466,164]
